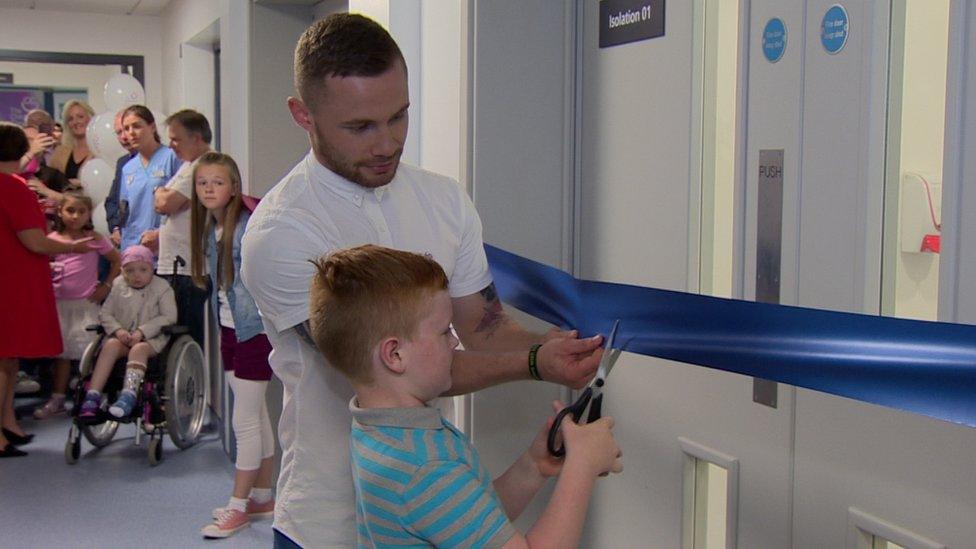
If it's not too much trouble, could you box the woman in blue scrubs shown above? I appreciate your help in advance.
[119,105,182,252]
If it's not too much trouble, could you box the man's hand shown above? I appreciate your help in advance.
[140,229,159,253]
[542,327,580,343]
[536,334,603,389]
[110,229,121,247]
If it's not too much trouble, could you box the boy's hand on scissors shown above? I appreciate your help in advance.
[560,415,623,477]
[537,334,603,389]
[527,401,570,479]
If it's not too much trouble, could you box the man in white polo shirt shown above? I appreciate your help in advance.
[240,14,604,549]
[154,109,212,347]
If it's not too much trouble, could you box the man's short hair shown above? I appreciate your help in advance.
[294,13,405,108]
[0,122,29,161]
[166,109,213,144]
[309,245,449,383]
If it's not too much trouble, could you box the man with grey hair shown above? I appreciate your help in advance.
[153,109,213,347]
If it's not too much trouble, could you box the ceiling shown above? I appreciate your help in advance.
[0,0,172,16]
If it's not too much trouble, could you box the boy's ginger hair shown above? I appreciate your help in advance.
[309,245,449,383]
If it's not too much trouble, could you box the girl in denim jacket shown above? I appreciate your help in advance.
[190,152,275,538]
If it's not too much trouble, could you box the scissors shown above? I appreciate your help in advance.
[547,319,622,457]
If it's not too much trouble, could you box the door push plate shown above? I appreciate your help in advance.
[754,149,784,408]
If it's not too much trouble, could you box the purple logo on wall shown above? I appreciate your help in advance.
[0,89,44,124]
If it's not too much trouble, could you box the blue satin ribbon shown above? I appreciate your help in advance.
[485,244,976,428]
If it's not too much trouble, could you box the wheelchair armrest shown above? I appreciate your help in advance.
[85,324,105,334]
[162,325,189,336]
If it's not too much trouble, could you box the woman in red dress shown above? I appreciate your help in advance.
[0,123,95,457]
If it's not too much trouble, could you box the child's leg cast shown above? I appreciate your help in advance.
[108,343,155,418]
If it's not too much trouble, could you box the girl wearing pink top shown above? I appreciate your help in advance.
[34,192,120,419]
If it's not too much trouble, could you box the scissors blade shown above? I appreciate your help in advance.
[596,319,621,380]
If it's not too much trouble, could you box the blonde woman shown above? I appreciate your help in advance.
[50,100,95,183]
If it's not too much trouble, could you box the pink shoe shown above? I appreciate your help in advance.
[212,498,275,520]
[202,509,250,539]
[33,398,67,419]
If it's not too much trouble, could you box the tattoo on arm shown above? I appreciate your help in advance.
[473,283,504,337]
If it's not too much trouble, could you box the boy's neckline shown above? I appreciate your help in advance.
[349,398,443,430]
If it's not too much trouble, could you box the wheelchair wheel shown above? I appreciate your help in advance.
[78,335,102,377]
[164,335,206,449]
[81,420,119,448]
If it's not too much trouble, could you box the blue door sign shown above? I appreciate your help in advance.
[762,18,787,63]
[821,4,849,54]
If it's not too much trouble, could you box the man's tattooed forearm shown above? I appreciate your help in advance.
[473,283,504,336]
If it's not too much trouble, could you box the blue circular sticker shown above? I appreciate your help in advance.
[821,4,849,54]
[762,18,787,63]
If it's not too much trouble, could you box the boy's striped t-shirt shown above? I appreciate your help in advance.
[348,400,517,548]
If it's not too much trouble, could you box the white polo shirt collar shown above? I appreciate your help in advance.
[305,152,392,207]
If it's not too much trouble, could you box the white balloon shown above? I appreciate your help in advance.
[87,111,126,163]
[104,73,146,112]
[78,157,115,206]
[91,201,109,235]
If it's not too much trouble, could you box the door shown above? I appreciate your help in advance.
[789,1,976,547]
[577,1,793,547]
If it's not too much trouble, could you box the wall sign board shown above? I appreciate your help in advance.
[762,18,787,63]
[821,4,850,54]
[599,0,666,48]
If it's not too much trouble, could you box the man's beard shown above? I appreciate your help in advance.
[312,129,402,188]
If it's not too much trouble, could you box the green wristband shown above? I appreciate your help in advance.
[528,344,543,381]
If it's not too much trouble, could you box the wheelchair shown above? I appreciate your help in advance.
[64,322,207,467]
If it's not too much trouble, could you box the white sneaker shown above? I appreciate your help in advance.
[14,372,40,394]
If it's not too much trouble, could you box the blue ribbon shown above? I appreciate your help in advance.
[485,244,976,428]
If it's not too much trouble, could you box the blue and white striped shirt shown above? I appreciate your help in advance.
[349,400,516,548]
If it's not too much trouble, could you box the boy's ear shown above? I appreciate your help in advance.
[378,337,406,375]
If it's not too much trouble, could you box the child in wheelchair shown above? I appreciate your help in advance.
[79,244,177,420]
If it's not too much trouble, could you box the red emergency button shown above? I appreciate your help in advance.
[920,234,941,253]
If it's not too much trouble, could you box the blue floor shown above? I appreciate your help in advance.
[1,400,273,548]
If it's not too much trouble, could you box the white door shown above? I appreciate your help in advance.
[470,0,976,547]
[788,1,976,547]
[576,1,793,547]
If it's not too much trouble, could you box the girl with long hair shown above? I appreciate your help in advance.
[190,152,276,538]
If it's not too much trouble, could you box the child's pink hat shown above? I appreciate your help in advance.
[120,245,156,267]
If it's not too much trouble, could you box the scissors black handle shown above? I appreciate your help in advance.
[547,387,593,457]
[586,392,603,424]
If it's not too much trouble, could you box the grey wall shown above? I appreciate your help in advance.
[467,0,578,532]
[248,3,313,197]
